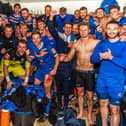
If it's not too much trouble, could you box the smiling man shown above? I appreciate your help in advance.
[91,21,126,126]
[4,39,30,89]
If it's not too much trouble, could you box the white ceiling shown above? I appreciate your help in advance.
[1,0,87,3]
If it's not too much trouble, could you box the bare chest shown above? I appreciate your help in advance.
[76,43,94,55]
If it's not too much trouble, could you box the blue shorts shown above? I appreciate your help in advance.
[96,75,125,106]
[35,65,53,82]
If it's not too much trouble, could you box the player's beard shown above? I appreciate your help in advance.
[106,32,119,39]
[108,35,118,39]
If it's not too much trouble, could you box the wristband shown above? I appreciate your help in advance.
[24,76,29,83]
[6,76,10,82]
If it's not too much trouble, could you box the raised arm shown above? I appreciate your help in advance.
[48,10,59,39]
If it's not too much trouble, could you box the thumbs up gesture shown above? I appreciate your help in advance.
[99,48,113,60]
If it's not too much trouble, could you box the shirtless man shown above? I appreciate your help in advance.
[95,8,107,39]
[60,22,99,125]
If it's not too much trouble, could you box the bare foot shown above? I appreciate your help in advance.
[77,114,85,120]
[88,114,94,126]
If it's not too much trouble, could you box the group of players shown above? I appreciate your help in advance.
[0,3,126,126]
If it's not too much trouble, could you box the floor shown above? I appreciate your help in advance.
[9,97,99,126]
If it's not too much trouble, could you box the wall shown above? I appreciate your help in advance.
[11,0,126,14]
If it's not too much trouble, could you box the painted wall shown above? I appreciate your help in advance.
[11,0,126,14]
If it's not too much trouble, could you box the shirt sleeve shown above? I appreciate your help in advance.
[90,42,102,63]
[47,44,58,57]
[29,50,35,59]
[4,59,10,66]
[25,60,31,68]
[111,43,126,69]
